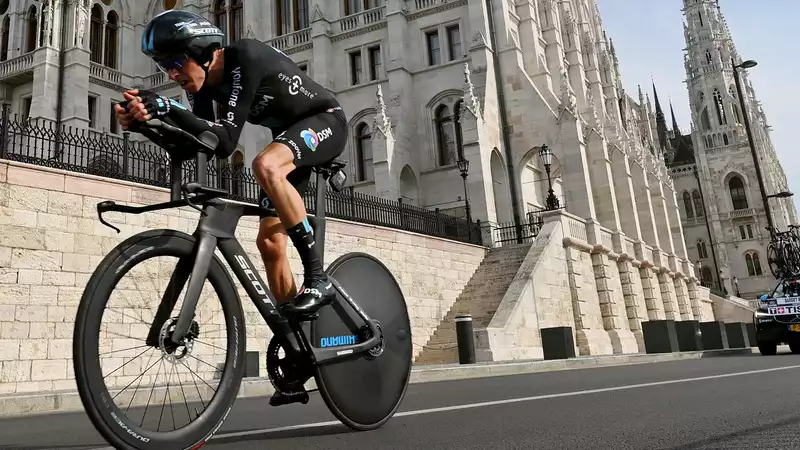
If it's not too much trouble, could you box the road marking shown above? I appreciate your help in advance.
[89,363,800,447]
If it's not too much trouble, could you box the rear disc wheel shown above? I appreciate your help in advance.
[312,252,412,431]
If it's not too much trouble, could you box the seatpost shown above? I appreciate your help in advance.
[169,158,182,201]
[315,171,327,266]
[196,152,208,186]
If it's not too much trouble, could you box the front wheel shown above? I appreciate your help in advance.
[312,252,413,431]
[73,229,246,450]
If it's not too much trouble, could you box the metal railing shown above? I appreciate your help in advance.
[0,106,483,246]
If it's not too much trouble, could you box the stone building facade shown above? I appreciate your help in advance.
[666,0,798,299]
[0,0,697,281]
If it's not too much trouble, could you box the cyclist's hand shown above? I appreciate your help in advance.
[123,89,173,123]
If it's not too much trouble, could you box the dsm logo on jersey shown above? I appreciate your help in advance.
[299,127,333,152]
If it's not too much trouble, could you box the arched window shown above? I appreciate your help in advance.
[700,106,710,131]
[1,16,9,61]
[354,122,373,182]
[697,240,708,259]
[453,99,464,160]
[683,191,694,219]
[705,49,712,64]
[434,104,456,166]
[25,6,37,53]
[276,0,309,35]
[745,252,763,277]
[729,176,748,210]
[713,88,726,125]
[104,11,118,69]
[38,1,48,47]
[722,133,728,146]
[345,0,382,16]
[692,190,704,217]
[89,4,103,63]
[701,267,713,287]
[215,0,245,43]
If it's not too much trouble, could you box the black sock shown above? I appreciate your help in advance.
[286,217,324,281]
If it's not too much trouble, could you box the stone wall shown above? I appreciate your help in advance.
[0,161,486,395]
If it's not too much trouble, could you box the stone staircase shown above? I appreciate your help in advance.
[415,243,533,365]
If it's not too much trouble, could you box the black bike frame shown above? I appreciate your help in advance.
[98,150,380,367]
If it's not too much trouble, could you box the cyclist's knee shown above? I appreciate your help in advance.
[253,143,294,186]
[257,218,288,262]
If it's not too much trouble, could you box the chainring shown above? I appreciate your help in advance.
[266,336,309,396]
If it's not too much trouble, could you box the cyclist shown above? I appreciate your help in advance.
[115,10,345,403]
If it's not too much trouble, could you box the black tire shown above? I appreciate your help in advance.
[790,339,800,354]
[73,229,246,450]
[312,252,412,431]
[758,341,778,356]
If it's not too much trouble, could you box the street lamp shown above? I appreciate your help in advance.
[731,57,775,235]
[538,144,560,210]
[457,156,473,241]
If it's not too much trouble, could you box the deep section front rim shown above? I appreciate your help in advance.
[73,230,245,450]
[312,252,413,430]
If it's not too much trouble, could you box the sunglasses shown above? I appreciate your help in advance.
[153,53,189,74]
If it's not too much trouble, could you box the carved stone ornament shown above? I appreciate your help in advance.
[461,62,482,120]
[559,66,577,116]
[373,85,391,134]
[76,0,88,48]
[582,31,595,53]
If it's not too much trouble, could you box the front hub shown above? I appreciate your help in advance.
[158,317,200,363]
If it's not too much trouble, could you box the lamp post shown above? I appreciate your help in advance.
[457,156,472,241]
[538,144,560,210]
[731,57,775,235]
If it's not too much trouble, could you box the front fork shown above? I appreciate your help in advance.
[146,232,217,347]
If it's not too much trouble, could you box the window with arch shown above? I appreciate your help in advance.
[89,4,102,63]
[25,6,37,53]
[705,49,712,64]
[354,122,373,182]
[728,176,748,210]
[683,191,694,219]
[745,252,763,277]
[701,266,713,287]
[214,0,244,43]
[697,240,708,259]
[276,0,309,35]
[1,15,9,61]
[692,189,704,217]
[433,102,463,167]
[103,11,119,68]
[345,0,383,16]
[722,133,728,146]
[712,88,726,125]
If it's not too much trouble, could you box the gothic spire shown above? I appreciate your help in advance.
[652,82,668,151]
[669,99,680,133]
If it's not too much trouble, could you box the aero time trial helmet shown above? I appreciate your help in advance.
[141,10,225,72]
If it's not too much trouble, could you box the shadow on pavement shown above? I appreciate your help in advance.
[207,424,359,446]
[664,413,800,449]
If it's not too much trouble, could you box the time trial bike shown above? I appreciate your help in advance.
[72,114,413,450]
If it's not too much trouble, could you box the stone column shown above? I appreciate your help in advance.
[58,47,91,128]
[564,243,614,356]
[683,260,703,319]
[629,156,659,249]
[586,221,639,354]
[648,168,675,256]
[637,250,665,321]
[457,63,494,224]
[513,0,557,104]
[556,79,596,221]
[615,236,648,352]
[310,5,334,90]
[672,276,693,320]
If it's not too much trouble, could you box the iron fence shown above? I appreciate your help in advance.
[0,107,482,245]
[486,205,565,248]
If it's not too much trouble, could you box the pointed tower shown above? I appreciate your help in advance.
[677,0,798,298]
[652,84,670,159]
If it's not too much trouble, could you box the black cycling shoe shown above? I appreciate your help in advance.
[269,390,309,407]
[280,276,336,318]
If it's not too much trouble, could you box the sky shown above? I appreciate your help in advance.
[595,0,800,197]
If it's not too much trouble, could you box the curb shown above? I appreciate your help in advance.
[0,347,758,418]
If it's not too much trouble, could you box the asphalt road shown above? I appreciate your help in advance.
[3,350,800,449]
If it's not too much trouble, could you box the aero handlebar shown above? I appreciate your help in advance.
[117,100,219,159]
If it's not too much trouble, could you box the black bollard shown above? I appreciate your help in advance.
[455,315,476,364]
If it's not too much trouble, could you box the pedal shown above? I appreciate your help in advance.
[269,390,309,407]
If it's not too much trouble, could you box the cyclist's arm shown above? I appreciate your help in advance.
[163,49,259,159]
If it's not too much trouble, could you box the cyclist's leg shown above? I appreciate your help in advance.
[252,109,346,316]
[255,170,312,305]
